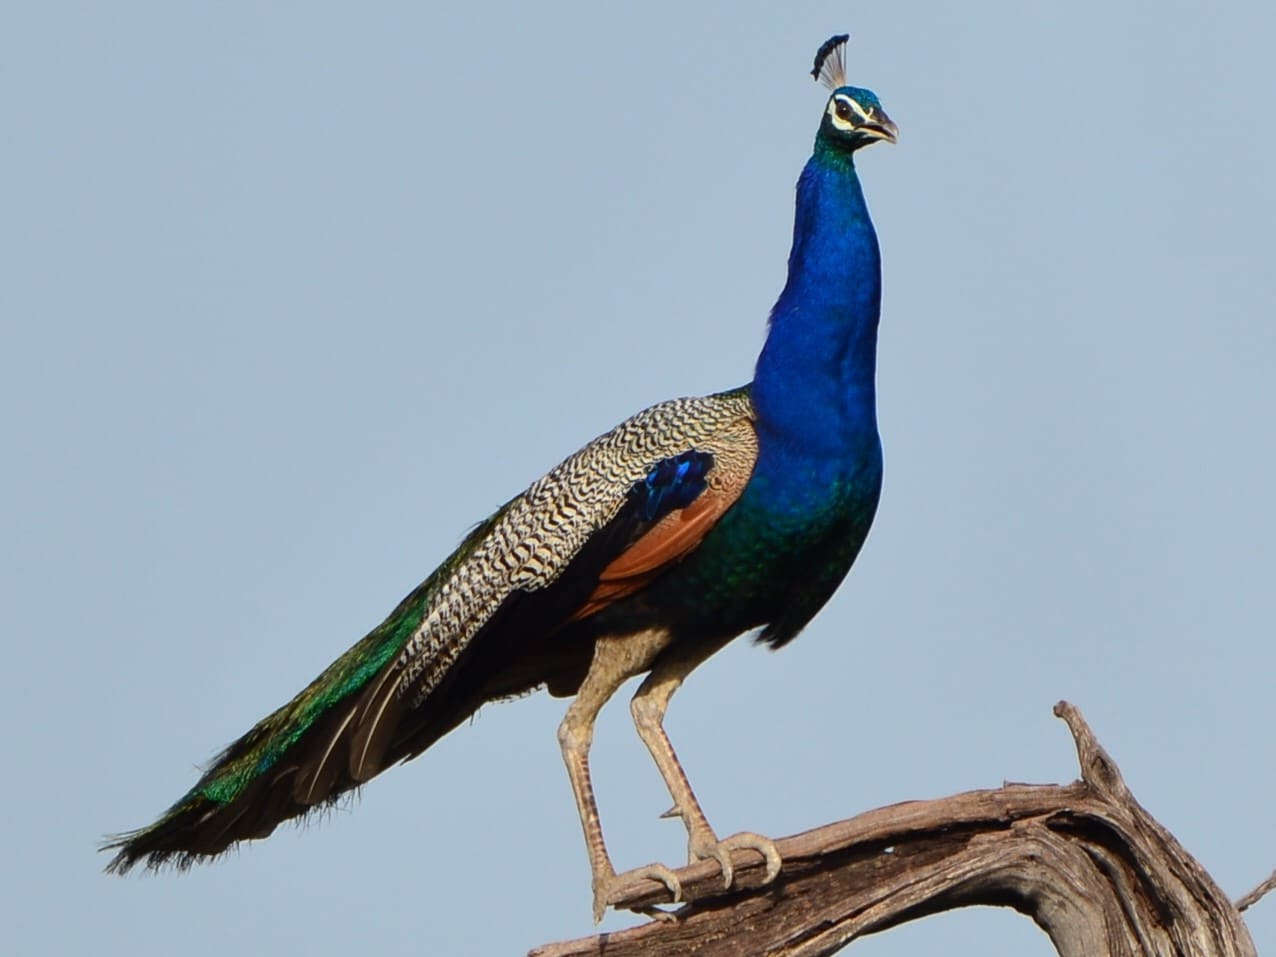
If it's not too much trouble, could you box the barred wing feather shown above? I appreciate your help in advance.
[104,388,755,872]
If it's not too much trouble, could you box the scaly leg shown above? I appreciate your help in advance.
[558,630,682,922]
[629,644,783,890]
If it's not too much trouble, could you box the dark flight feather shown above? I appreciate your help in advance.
[104,391,757,872]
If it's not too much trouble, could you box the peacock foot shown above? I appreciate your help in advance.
[592,862,683,923]
[688,829,782,889]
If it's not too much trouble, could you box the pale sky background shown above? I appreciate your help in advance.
[4,3,1273,955]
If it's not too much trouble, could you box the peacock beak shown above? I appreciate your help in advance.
[862,111,899,144]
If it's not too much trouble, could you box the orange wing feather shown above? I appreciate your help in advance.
[571,473,745,622]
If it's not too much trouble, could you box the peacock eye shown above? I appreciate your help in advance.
[835,100,852,121]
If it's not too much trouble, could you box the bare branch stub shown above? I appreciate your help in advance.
[531,702,1258,957]
[1237,869,1276,913]
[1053,699,1132,802]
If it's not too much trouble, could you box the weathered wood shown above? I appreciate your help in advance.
[1238,870,1276,914]
[530,702,1260,957]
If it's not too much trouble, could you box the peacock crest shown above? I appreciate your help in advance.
[811,34,850,90]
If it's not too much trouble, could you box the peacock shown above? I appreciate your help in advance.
[105,34,898,922]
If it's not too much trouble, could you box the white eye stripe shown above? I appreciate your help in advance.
[826,94,871,131]
[839,95,871,121]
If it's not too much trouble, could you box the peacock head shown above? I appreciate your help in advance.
[811,35,898,153]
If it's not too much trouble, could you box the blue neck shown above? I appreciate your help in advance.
[751,144,881,456]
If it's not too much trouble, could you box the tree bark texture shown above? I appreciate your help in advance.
[531,702,1262,957]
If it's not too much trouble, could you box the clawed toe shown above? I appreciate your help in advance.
[592,862,683,923]
[691,830,782,889]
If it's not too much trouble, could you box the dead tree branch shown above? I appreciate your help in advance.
[1237,870,1276,914]
[531,702,1259,957]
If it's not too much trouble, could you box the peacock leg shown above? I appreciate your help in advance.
[630,646,783,890]
[558,630,682,922]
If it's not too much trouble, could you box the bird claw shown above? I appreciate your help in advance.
[690,830,782,889]
[592,862,683,923]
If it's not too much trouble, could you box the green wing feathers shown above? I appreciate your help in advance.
[104,389,756,873]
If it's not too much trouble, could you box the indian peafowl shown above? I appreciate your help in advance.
[105,35,898,922]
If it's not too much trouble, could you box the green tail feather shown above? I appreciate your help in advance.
[103,509,504,873]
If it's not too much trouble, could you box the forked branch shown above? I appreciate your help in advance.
[531,702,1260,957]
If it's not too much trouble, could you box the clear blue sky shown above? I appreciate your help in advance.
[4,3,1272,954]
